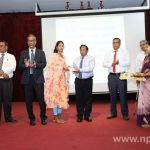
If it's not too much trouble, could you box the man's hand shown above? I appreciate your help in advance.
[112,60,119,66]
[0,70,4,76]
[0,70,9,79]
[116,60,119,65]
[30,61,36,68]
[3,73,9,79]
[24,59,30,67]
[73,68,80,73]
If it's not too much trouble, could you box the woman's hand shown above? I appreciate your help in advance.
[133,72,144,77]
[143,58,149,64]
[63,66,70,71]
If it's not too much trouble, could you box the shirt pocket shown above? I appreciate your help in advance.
[2,58,12,70]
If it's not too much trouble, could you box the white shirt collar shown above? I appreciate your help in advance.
[29,48,36,53]
[113,48,119,52]
[80,54,88,58]
[0,51,7,56]
[141,51,147,55]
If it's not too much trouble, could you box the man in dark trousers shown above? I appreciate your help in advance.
[103,38,130,120]
[73,45,95,122]
[19,34,47,126]
[0,41,17,123]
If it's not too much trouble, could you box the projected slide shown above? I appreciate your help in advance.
[42,13,145,93]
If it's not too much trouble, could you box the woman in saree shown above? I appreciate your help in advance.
[134,44,150,128]
[44,41,70,124]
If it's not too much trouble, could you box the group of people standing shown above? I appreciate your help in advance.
[0,34,150,128]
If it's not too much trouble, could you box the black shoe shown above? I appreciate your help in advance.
[5,117,17,123]
[30,120,36,126]
[84,116,92,122]
[123,116,129,120]
[76,117,83,122]
[107,114,117,119]
[41,119,47,125]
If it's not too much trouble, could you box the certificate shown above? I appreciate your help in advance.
[120,72,146,81]
[119,72,133,80]
[69,67,76,72]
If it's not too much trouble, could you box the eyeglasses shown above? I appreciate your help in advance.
[0,45,5,47]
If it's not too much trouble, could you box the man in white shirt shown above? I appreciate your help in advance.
[135,40,148,72]
[103,38,130,120]
[73,45,95,122]
[0,41,17,123]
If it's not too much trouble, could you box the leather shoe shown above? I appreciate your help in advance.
[5,117,17,123]
[107,114,117,119]
[76,117,83,122]
[30,120,36,126]
[123,116,129,120]
[84,116,92,122]
[41,119,47,125]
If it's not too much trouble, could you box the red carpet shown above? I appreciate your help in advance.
[0,101,149,150]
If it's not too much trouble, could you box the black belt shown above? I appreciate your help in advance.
[76,76,93,80]
[0,78,12,80]
[109,73,123,75]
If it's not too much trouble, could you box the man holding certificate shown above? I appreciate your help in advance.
[73,45,95,122]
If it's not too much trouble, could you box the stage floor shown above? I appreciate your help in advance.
[0,101,149,150]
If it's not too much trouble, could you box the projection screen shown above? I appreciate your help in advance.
[41,12,145,94]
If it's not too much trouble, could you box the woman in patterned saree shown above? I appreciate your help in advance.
[134,44,150,128]
[44,41,69,123]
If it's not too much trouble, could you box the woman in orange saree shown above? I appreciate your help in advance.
[44,41,69,123]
